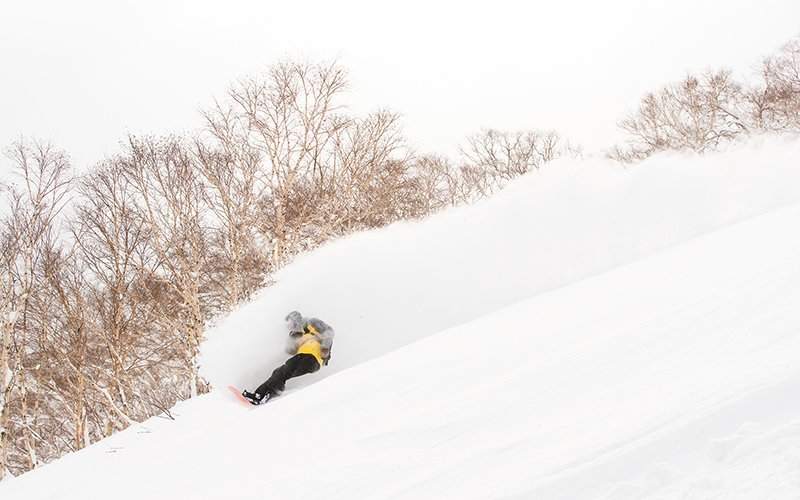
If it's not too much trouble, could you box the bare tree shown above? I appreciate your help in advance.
[41,242,93,452]
[747,38,800,133]
[0,220,22,479]
[460,128,575,192]
[197,104,270,308]
[405,154,456,211]
[118,136,208,398]
[225,60,349,266]
[310,109,412,236]
[0,139,70,479]
[72,163,156,425]
[611,70,749,162]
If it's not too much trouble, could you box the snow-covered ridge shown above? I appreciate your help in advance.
[200,135,800,392]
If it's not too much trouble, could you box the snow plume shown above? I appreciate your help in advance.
[199,135,800,391]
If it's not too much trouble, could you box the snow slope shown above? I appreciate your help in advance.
[2,137,800,499]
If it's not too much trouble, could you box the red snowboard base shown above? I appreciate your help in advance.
[227,385,254,406]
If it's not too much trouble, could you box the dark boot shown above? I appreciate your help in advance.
[241,389,274,405]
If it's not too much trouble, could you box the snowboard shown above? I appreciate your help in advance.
[227,385,256,406]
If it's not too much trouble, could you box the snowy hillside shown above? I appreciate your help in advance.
[2,137,800,499]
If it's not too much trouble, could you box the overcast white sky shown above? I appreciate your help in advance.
[1,0,798,170]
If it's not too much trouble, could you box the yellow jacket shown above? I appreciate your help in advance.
[295,333,324,365]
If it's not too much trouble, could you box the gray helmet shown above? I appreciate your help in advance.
[285,311,303,331]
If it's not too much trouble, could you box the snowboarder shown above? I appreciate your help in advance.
[241,311,335,405]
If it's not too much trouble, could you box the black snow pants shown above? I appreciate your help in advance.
[256,353,320,395]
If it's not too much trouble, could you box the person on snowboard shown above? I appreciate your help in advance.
[242,311,335,405]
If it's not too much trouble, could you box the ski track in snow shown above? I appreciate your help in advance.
[2,137,800,499]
